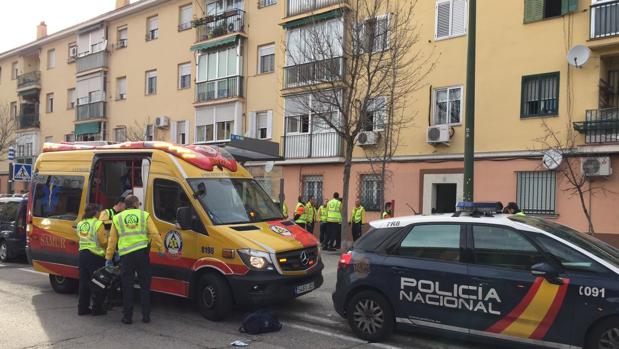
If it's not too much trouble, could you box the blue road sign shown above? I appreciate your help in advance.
[13,163,32,181]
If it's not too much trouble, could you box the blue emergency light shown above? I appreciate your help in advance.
[456,201,503,214]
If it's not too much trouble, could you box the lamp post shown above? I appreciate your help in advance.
[463,0,476,201]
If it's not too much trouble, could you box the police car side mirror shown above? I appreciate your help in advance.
[176,207,193,230]
[531,262,562,285]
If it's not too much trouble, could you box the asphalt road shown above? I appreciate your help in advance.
[0,253,489,349]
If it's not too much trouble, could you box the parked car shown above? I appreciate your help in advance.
[0,195,28,262]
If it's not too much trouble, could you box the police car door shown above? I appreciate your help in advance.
[383,223,471,332]
[466,224,571,347]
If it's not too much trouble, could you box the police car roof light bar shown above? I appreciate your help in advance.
[455,201,502,217]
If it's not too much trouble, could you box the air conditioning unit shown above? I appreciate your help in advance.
[69,46,78,58]
[155,116,169,128]
[581,156,612,177]
[427,125,450,144]
[356,131,379,146]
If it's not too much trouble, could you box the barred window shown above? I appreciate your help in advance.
[255,176,273,198]
[521,72,559,118]
[360,175,383,211]
[517,171,556,215]
[302,175,323,205]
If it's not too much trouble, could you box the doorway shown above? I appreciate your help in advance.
[434,183,457,213]
[422,173,463,215]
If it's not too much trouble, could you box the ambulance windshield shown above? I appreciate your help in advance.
[188,178,284,225]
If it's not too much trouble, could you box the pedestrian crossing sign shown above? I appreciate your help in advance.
[12,164,32,181]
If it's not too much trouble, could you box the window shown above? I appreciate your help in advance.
[216,120,234,140]
[25,143,33,157]
[174,120,188,144]
[117,77,127,100]
[357,15,390,53]
[47,49,56,69]
[45,136,53,143]
[521,72,559,117]
[46,93,54,113]
[117,26,128,48]
[178,62,191,89]
[258,0,277,8]
[473,225,544,270]
[397,224,461,261]
[196,125,211,143]
[65,133,75,142]
[10,102,17,118]
[435,0,467,40]
[365,96,387,131]
[302,175,323,204]
[254,176,273,197]
[114,127,127,142]
[524,0,577,23]
[432,86,462,125]
[253,111,271,139]
[68,43,78,61]
[67,88,76,109]
[145,70,157,95]
[145,124,154,141]
[517,171,556,215]
[196,104,237,142]
[533,235,608,273]
[178,4,192,31]
[32,175,84,221]
[146,15,159,41]
[360,174,383,211]
[11,62,18,80]
[196,46,240,82]
[154,179,191,224]
[286,114,310,134]
[258,44,275,74]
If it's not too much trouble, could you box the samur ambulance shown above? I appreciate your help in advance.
[26,141,323,320]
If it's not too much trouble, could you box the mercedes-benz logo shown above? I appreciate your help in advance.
[299,251,309,266]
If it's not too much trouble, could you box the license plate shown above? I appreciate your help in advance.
[295,281,315,295]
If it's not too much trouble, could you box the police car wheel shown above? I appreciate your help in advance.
[197,273,232,321]
[49,274,78,294]
[588,317,619,349]
[0,240,9,262]
[346,290,394,342]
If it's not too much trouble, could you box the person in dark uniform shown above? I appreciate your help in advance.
[99,191,129,232]
[77,203,108,316]
[105,195,164,324]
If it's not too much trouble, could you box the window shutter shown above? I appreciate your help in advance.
[524,0,544,23]
[171,121,177,143]
[561,0,577,14]
[248,112,256,138]
[436,1,451,39]
[183,120,190,144]
[266,110,273,139]
[452,0,467,36]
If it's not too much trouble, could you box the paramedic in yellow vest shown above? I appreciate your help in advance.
[350,199,366,242]
[325,192,342,251]
[77,203,108,316]
[294,196,307,230]
[317,200,328,246]
[305,196,316,234]
[382,201,393,219]
[105,195,164,325]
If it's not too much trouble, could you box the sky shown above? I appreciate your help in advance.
[0,0,120,53]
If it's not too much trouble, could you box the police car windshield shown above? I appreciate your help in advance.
[510,216,619,269]
[188,178,284,225]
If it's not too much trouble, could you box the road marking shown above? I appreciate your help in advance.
[18,268,46,275]
[288,313,341,326]
[286,322,403,349]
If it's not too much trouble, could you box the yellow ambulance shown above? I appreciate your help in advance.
[26,141,323,320]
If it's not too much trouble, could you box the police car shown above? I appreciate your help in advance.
[332,202,619,349]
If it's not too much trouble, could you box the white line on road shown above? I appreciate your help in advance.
[286,322,404,349]
[18,268,45,275]
[289,313,342,326]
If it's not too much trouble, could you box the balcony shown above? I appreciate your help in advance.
[196,76,243,103]
[18,103,39,129]
[574,108,619,144]
[194,10,245,42]
[591,0,619,39]
[76,94,106,121]
[284,57,344,89]
[76,50,108,74]
[286,0,346,17]
[17,71,41,92]
[282,131,342,158]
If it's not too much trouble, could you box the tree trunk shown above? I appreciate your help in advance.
[576,184,595,235]
[340,138,355,250]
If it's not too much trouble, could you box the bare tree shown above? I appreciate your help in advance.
[0,102,17,158]
[285,0,434,240]
[126,117,153,142]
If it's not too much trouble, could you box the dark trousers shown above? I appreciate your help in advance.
[296,222,306,230]
[120,248,152,320]
[306,222,314,235]
[352,222,362,241]
[78,250,106,313]
[326,222,341,249]
[319,222,327,244]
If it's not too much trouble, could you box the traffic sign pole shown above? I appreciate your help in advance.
[7,146,15,194]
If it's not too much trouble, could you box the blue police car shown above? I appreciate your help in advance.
[332,204,619,349]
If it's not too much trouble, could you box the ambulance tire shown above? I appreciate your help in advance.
[0,239,10,262]
[346,290,394,342]
[49,274,78,294]
[197,273,232,321]
[586,316,619,349]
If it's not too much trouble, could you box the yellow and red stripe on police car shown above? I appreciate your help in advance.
[486,277,569,340]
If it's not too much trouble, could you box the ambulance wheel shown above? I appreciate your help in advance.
[49,274,78,294]
[346,290,394,342]
[587,316,619,349]
[197,273,232,321]
[0,239,10,262]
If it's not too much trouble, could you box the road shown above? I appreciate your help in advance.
[0,253,489,349]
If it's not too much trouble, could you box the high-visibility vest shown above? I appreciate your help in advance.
[113,208,150,256]
[352,206,365,224]
[305,202,315,223]
[319,205,328,222]
[77,217,105,257]
[382,210,392,219]
[515,211,526,216]
[327,199,342,223]
[295,202,307,224]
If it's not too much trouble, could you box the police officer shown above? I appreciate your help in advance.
[326,192,342,251]
[305,196,316,234]
[77,203,108,316]
[294,196,307,229]
[99,192,129,232]
[317,200,328,245]
[105,195,164,324]
[505,202,525,216]
[382,202,393,219]
[350,199,365,242]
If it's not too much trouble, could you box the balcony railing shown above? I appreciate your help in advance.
[282,131,342,158]
[17,71,41,90]
[196,76,243,102]
[284,57,344,88]
[194,10,245,42]
[18,103,39,129]
[76,50,108,74]
[76,100,106,121]
[287,0,346,17]
[574,108,619,144]
[591,0,619,39]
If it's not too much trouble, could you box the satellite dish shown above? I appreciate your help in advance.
[567,45,591,68]
[542,150,563,170]
[264,161,274,173]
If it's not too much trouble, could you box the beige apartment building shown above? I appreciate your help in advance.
[1,0,619,241]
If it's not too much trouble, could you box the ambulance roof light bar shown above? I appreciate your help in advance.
[454,201,503,217]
